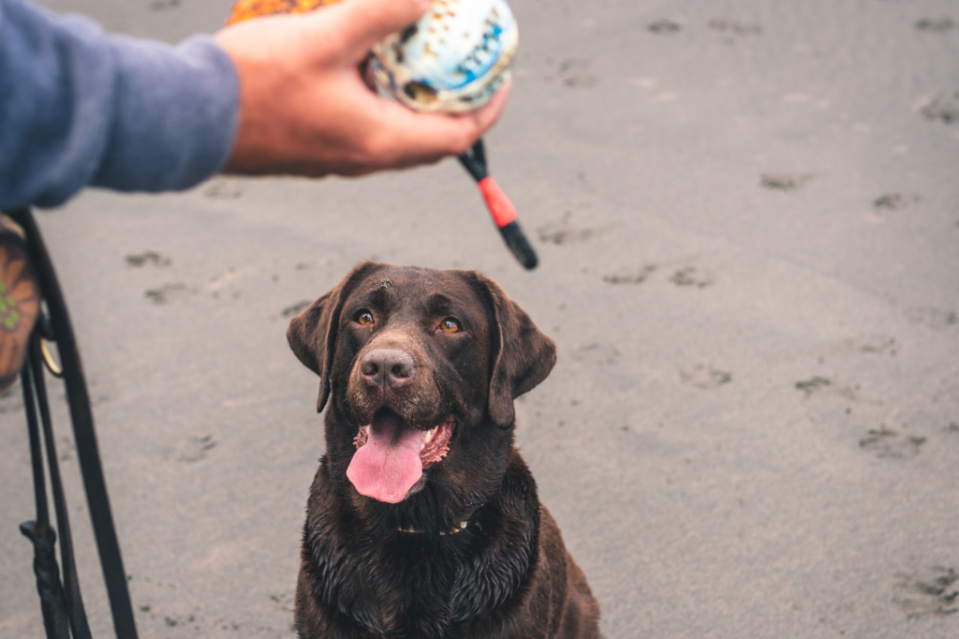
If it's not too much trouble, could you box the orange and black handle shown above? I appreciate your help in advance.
[458,140,538,270]
[224,4,536,268]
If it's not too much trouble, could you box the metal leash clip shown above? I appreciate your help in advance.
[38,311,63,378]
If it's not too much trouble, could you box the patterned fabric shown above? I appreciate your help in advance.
[226,0,342,25]
[0,215,38,394]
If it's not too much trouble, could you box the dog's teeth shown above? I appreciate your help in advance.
[424,427,436,443]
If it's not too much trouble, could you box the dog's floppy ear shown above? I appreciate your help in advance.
[287,261,380,413]
[474,275,557,429]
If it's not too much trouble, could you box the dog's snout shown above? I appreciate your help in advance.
[360,348,414,389]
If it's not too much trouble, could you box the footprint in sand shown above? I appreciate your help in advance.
[918,91,959,124]
[648,19,682,34]
[603,265,658,285]
[859,425,926,459]
[915,18,956,33]
[126,251,171,268]
[760,173,816,191]
[669,267,715,289]
[681,364,733,390]
[893,566,958,620]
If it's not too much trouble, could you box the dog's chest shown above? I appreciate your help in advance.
[309,526,533,638]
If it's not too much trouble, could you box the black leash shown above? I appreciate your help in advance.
[8,207,139,639]
[21,340,93,639]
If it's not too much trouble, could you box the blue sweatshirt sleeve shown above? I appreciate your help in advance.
[0,0,239,209]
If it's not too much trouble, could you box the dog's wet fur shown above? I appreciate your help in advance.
[287,262,602,638]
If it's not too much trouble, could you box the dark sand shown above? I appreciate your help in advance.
[2,0,958,637]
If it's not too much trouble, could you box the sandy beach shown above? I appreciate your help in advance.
[2,0,958,637]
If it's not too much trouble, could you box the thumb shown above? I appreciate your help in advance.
[329,0,431,60]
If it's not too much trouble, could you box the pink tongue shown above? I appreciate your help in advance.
[346,413,427,503]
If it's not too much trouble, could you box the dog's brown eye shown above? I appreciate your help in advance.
[440,318,461,333]
[356,311,374,326]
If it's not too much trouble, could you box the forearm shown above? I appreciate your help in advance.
[0,0,238,210]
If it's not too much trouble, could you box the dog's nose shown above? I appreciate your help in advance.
[360,348,414,390]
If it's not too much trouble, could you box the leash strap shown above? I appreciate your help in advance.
[22,341,94,639]
[7,207,139,639]
[20,361,71,639]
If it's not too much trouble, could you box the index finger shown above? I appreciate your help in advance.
[323,0,430,61]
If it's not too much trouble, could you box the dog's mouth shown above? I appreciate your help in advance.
[346,408,455,504]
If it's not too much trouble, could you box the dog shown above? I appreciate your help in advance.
[287,261,602,638]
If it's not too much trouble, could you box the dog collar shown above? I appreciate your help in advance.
[397,520,469,536]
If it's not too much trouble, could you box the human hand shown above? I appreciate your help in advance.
[215,0,511,178]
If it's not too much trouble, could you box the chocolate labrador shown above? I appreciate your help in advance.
[287,261,602,639]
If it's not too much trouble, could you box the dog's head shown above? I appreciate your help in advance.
[287,262,556,508]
